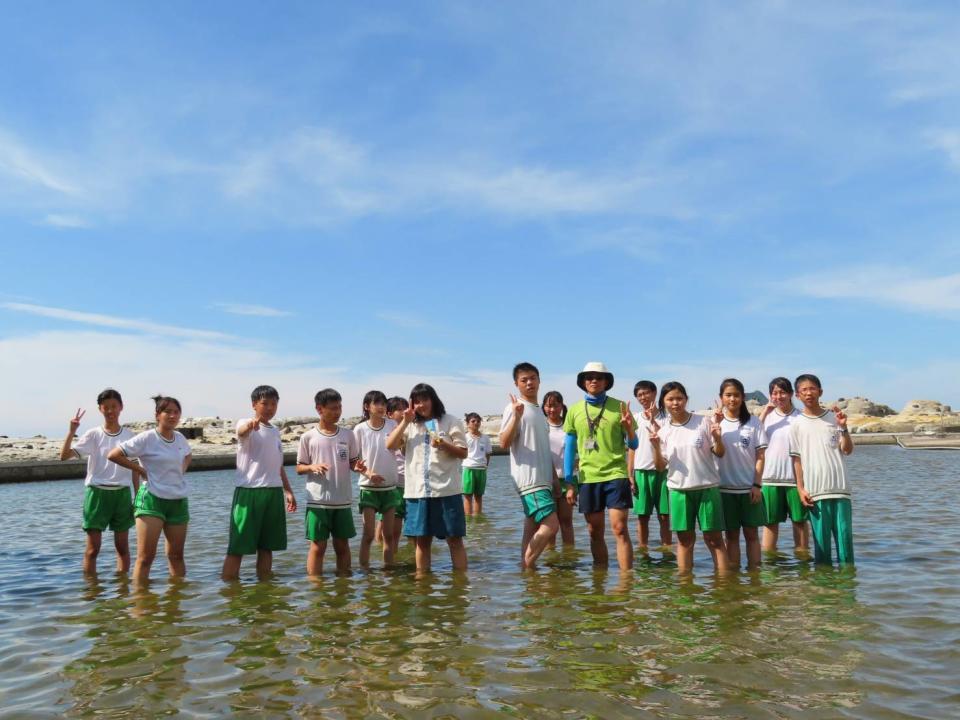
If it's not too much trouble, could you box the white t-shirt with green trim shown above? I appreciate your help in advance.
[500,399,554,496]
[761,408,799,485]
[297,426,360,508]
[118,429,192,499]
[632,409,664,472]
[73,426,135,489]
[353,418,399,491]
[235,421,284,489]
[717,415,767,493]
[788,410,851,501]
[658,414,720,491]
[463,433,492,469]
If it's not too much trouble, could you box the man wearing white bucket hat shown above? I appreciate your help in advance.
[562,362,638,569]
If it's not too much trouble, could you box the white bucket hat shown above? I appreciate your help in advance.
[577,361,614,391]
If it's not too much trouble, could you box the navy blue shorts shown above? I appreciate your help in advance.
[404,496,467,539]
[579,478,632,514]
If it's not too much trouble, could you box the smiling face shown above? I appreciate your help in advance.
[635,386,656,411]
[543,396,564,423]
[721,385,743,417]
[366,400,387,421]
[412,395,433,420]
[582,373,608,395]
[770,385,793,412]
[662,388,688,421]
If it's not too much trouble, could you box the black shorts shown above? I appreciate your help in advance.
[578,478,632,514]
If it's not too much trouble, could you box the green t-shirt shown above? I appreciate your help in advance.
[563,397,629,484]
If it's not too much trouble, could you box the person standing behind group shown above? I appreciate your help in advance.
[462,412,491,516]
[563,362,638,570]
[378,396,409,555]
[716,378,767,570]
[222,385,297,581]
[386,383,468,574]
[296,389,366,576]
[790,374,855,566]
[650,382,730,575]
[627,380,672,555]
[107,395,193,583]
[759,377,809,553]
[353,390,401,568]
[543,391,575,547]
[499,362,560,569]
[60,389,136,574]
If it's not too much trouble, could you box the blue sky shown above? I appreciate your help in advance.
[2,2,959,436]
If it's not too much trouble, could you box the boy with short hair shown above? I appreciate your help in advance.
[296,388,366,575]
[563,361,638,570]
[789,374,855,565]
[499,362,560,569]
[60,388,136,574]
[627,380,672,554]
[222,385,297,581]
[462,412,492,516]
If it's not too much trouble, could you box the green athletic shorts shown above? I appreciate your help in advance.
[359,487,403,514]
[227,486,287,556]
[462,468,487,496]
[633,469,669,517]
[721,491,767,530]
[83,485,134,533]
[521,488,556,524]
[134,486,189,525]
[668,487,724,533]
[762,485,808,524]
[305,507,356,542]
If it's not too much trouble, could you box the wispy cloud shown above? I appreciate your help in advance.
[787,267,960,314]
[0,130,80,196]
[1,303,234,340]
[214,302,293,318]
[41,213,90,229]
[926,129,960,170]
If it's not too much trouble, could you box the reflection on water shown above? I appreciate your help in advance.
[0,447,958,718]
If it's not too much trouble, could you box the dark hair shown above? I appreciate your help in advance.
[409,383,445,422]
[769,377,793,395]
[361,390,388,421]
[657,381,687,415]
[386,396,409,414]
[314,388,342,407]
[719,378,751,426]
[251,385,279,402]
[633,380,656,396]
[464,412,481,424]
[151,394,181,414]
[97,388,123,406]
[512,362,540,381]
[794,374,822,391]
[541,390,567,422]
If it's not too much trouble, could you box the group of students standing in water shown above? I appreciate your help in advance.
[59,361,855,582]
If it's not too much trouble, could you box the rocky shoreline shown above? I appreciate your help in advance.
[2,397,958,483]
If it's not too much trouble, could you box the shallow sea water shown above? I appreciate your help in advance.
[1,447,958,718]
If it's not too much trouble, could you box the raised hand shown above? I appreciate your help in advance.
[648,419,661,445]
[713,399,724,425]
[353,458,368,475]
[402,404,416,423]
[68,408,85,433]
[643,404,658,423]
[251,416,261,432]
[620,402,635,433]
[710,412,723,440]
[759,401,776,422]
[509,394,525,418]
[832,404,848,429]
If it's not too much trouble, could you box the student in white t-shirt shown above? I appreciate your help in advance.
[221,385,297,581]
[716,378,767,570]
[59,388,136,575]
[376,396,410,555]
[542,390,575,547]
[790,374,855,566]
[296,388,367,576]
[758,377,809,553]
[386,383,468,574]
[499,362,559,569]
[354,390,401,568]
[462,412,492,516]
[627,380,672,555]
[108,395,193,583]
[650,381,731,575]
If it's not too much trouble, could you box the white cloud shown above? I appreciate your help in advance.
[0,130,80,196]
[41,213,91,229]
[1,303,235,341]
[214,303,293,318]
[787,267,960,313]
[926,129,960,170]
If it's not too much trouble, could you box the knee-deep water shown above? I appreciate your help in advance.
[1,446,958,718]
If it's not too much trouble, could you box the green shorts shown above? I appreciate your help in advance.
[305,507,356,542]
[721,491,767,530]
[668,487,724,533]
[83,485,135,533]
[462,468,487,496]
[227,486,287,556]
[762,485,808,524]
[359,487,403,514]
[633,469,669,517]
[521,488,556,524]
[134,486,189,525]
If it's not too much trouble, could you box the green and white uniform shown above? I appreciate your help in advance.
[717,415,768,530]
[501,398,556,523]
[297,427,360,541]
[354,418,403,513]
[228,421,288,555]
[658,414,724,533]
[119,429,192,525]
[788,410,854,565]
[761,408,807,524]
[73,426,136,532]
[462,432,491,496]
[632,409,669,517]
